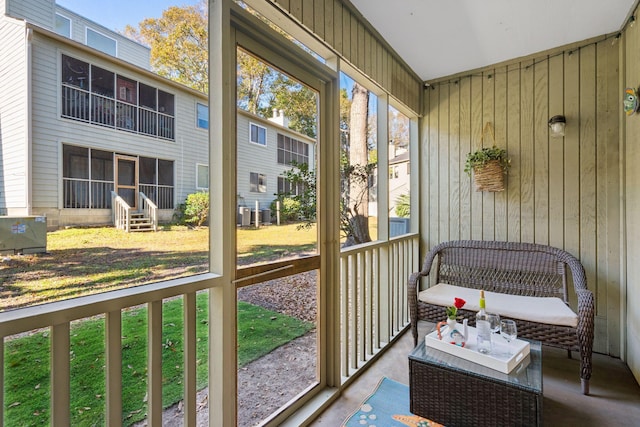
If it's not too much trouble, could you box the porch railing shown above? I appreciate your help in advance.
[0,233,419,424]
[138,184,174,209]
[339,233,419,380]
[0,274,218,427]
[139,192,158,231]
[63,178,114,209]
[111,191,131,232]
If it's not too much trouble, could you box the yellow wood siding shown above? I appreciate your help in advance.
[623,5,640,383]
[268,0,422,114]
[422,39,621,355]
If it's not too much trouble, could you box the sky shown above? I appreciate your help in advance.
[56,0,200,31]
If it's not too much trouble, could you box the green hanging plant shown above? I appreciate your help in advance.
[464,146,510,176]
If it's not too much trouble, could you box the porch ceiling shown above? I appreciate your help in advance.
[350,0,637,81]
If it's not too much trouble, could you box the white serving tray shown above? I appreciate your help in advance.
[425,325,530,374]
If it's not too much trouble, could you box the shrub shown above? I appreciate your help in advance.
[394,193,410,218]
[270,197,302,223]
[181,192,209,227]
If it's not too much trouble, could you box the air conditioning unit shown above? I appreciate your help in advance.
[238,207,251,227]
[261,209,271,224]
[0,216,47,254]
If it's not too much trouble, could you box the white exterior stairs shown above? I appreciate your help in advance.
[128,212,155,232]
[111,191,158,232]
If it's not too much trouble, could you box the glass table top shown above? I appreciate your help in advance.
[409,338,542,393]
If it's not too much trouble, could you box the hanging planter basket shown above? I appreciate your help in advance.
[472,159,505,192]
[464,123,510,192]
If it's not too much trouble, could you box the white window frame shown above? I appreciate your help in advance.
[86,27,117,57]
[196,163,209,190]
[55,13,72,38]
[249,122,267,146]
[196,102,209,129]
[249,172,267,193]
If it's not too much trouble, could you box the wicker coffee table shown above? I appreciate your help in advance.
[409,339,542,426]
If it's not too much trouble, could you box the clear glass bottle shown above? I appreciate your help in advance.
[476,290,492,354]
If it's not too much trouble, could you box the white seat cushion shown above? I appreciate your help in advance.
[418,283,578,328]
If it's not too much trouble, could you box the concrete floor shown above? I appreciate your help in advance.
[309,321,640,426]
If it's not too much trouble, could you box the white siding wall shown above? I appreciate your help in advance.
[6,0,54,30]
[58,7,151,70]
[389,158,409,215]
[236,111,316,214]
[5,0,151,70]
[0,17,28,212]
[29,32,206,227]
[174,96,209,205]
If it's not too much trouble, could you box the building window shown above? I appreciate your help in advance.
[197,103,209,129]
[139,157,175,209]
[277,134,309,165]
[250,172,266,193]
[250,123,267,146]
[86,28,116,56]
[62,145,114,209]
[277,176,304,196]
[61,54,175,140]
[197,164,209,189]
[55,13,71,38]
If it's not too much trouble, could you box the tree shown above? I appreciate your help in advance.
[124,3,318,139]
[128,4,377,244]
[123,1,208,93]
[267,75,318,138]
[236,50,276,115]
[278,83,378,247]
[343,82,372,247]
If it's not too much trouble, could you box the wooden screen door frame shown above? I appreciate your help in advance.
[115,154,139,209]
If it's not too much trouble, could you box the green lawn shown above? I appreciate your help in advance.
[1,223,318,426]
[0,223,317,310]
[4,294,314,426]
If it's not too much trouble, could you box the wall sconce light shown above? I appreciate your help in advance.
[548,115,566,138]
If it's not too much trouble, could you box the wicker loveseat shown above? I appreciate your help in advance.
[408,240,594,394]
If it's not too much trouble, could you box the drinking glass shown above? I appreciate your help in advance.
[500,319,518,355]
[487,313,501,347]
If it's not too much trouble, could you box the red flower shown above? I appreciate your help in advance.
[446,297,466,320]
[454,298,466,310]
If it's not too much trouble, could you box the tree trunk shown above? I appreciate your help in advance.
[345,82,371,247]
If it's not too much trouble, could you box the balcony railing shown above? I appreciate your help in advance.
[0,233,419,425]
[61,85,175,141]
[91,94,115,127]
